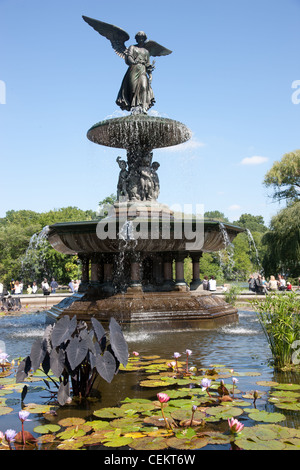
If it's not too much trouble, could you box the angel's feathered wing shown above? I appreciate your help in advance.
[82,16,130,59]
[143,40,172,57]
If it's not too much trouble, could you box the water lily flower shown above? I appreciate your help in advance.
[5,429,17,449]
[228,417,244,434]
[19,410,31,445]
[0,352,9,370]
[167,361,176,369]
[173,352,181,372]
[201,378,213,398]
[157,393,170,404]
[232,377,238,397]
[132,351,139,356]
[19,410,31,423]
[157,393,171,429]
[185,349,192,372]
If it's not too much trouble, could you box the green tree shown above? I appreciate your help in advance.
[204,210,229,222]
[0,207,97,288]
[263,150,300,203]
[233,213,267,233]
[262,201,300,277]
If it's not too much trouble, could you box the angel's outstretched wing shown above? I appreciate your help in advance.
[82,16,130,59]
[143,40,172,57]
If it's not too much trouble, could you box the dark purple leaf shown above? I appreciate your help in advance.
[95,351,116,383]
[42,352,51,375]
[109,318,128,367]
[50,348,65,377]
[21,385,28,402]
[16,356,31,383]
[30,338,47,372]
[57,381,70,406]
[91,317,106,342]
[51,315,77,348]
[66,336,89,371]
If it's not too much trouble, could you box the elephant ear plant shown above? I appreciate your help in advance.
[16,315,128,405]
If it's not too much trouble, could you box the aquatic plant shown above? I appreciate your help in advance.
[16,315,128,405]
[252,292,300,369]
[1,353,300,450]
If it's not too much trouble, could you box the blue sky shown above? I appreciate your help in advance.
[0,0,299,225]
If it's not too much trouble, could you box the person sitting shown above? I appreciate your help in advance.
[208,276,217,292]
[268,275,278,291]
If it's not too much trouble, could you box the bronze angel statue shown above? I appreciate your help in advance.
[82,16,172,114]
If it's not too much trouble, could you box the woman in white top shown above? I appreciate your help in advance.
[208,276,217,291]
[268,276,277,291]
[14,280,21,294]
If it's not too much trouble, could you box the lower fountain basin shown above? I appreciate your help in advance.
[87,115,192,149]
[47,217,244,255]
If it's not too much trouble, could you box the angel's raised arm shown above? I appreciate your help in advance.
[82,16,130,59]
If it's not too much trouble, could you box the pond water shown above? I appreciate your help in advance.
[0,309,299,449]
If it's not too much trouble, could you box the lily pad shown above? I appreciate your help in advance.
[23,403,53,414]
[274,383,300,391]
[205,405,243,420]
[170,408,206,422]
[235,436,286,450]
[129,436,169,450]
[93,407,127,419]
[57,440,84,450]
[58,417,86,427]
[166,436,209,450]
[57,426,87,440]
[247,410,286,423]
[88,420,112,431]
[0,405,13,415]
[256,380,279,387]
[34,424,61,434]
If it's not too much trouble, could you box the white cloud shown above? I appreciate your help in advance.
[161,136,205,153]
[228,204,241,211]
[240,155,269,165]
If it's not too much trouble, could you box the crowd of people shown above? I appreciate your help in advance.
[248,274,298,295]
[0,278,81,296]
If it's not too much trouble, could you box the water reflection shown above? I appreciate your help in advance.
[0,309,299,438]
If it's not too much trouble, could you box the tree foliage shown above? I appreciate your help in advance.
[262,201,300,277]
[263,150,300,203]
[0,207,97,287]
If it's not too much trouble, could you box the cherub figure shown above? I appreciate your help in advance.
[116,156,128,199]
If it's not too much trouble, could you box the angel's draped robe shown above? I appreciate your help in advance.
[116,45,155,112]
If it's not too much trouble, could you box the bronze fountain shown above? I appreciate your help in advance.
[46,17,243,330]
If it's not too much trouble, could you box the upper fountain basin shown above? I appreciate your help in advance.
[87,115,192,149]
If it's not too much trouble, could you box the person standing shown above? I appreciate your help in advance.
[32,281,38,294]
[41,278,50,295]
[50,278,58,293]
[248,275,256,293]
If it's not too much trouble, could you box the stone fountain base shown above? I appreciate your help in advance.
[46,290,238,331]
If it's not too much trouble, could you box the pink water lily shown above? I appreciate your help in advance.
[157,393,171,429]
[157,393,170,404]
[228,417,244,434]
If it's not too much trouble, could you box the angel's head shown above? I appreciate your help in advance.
[135,31,147,44]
